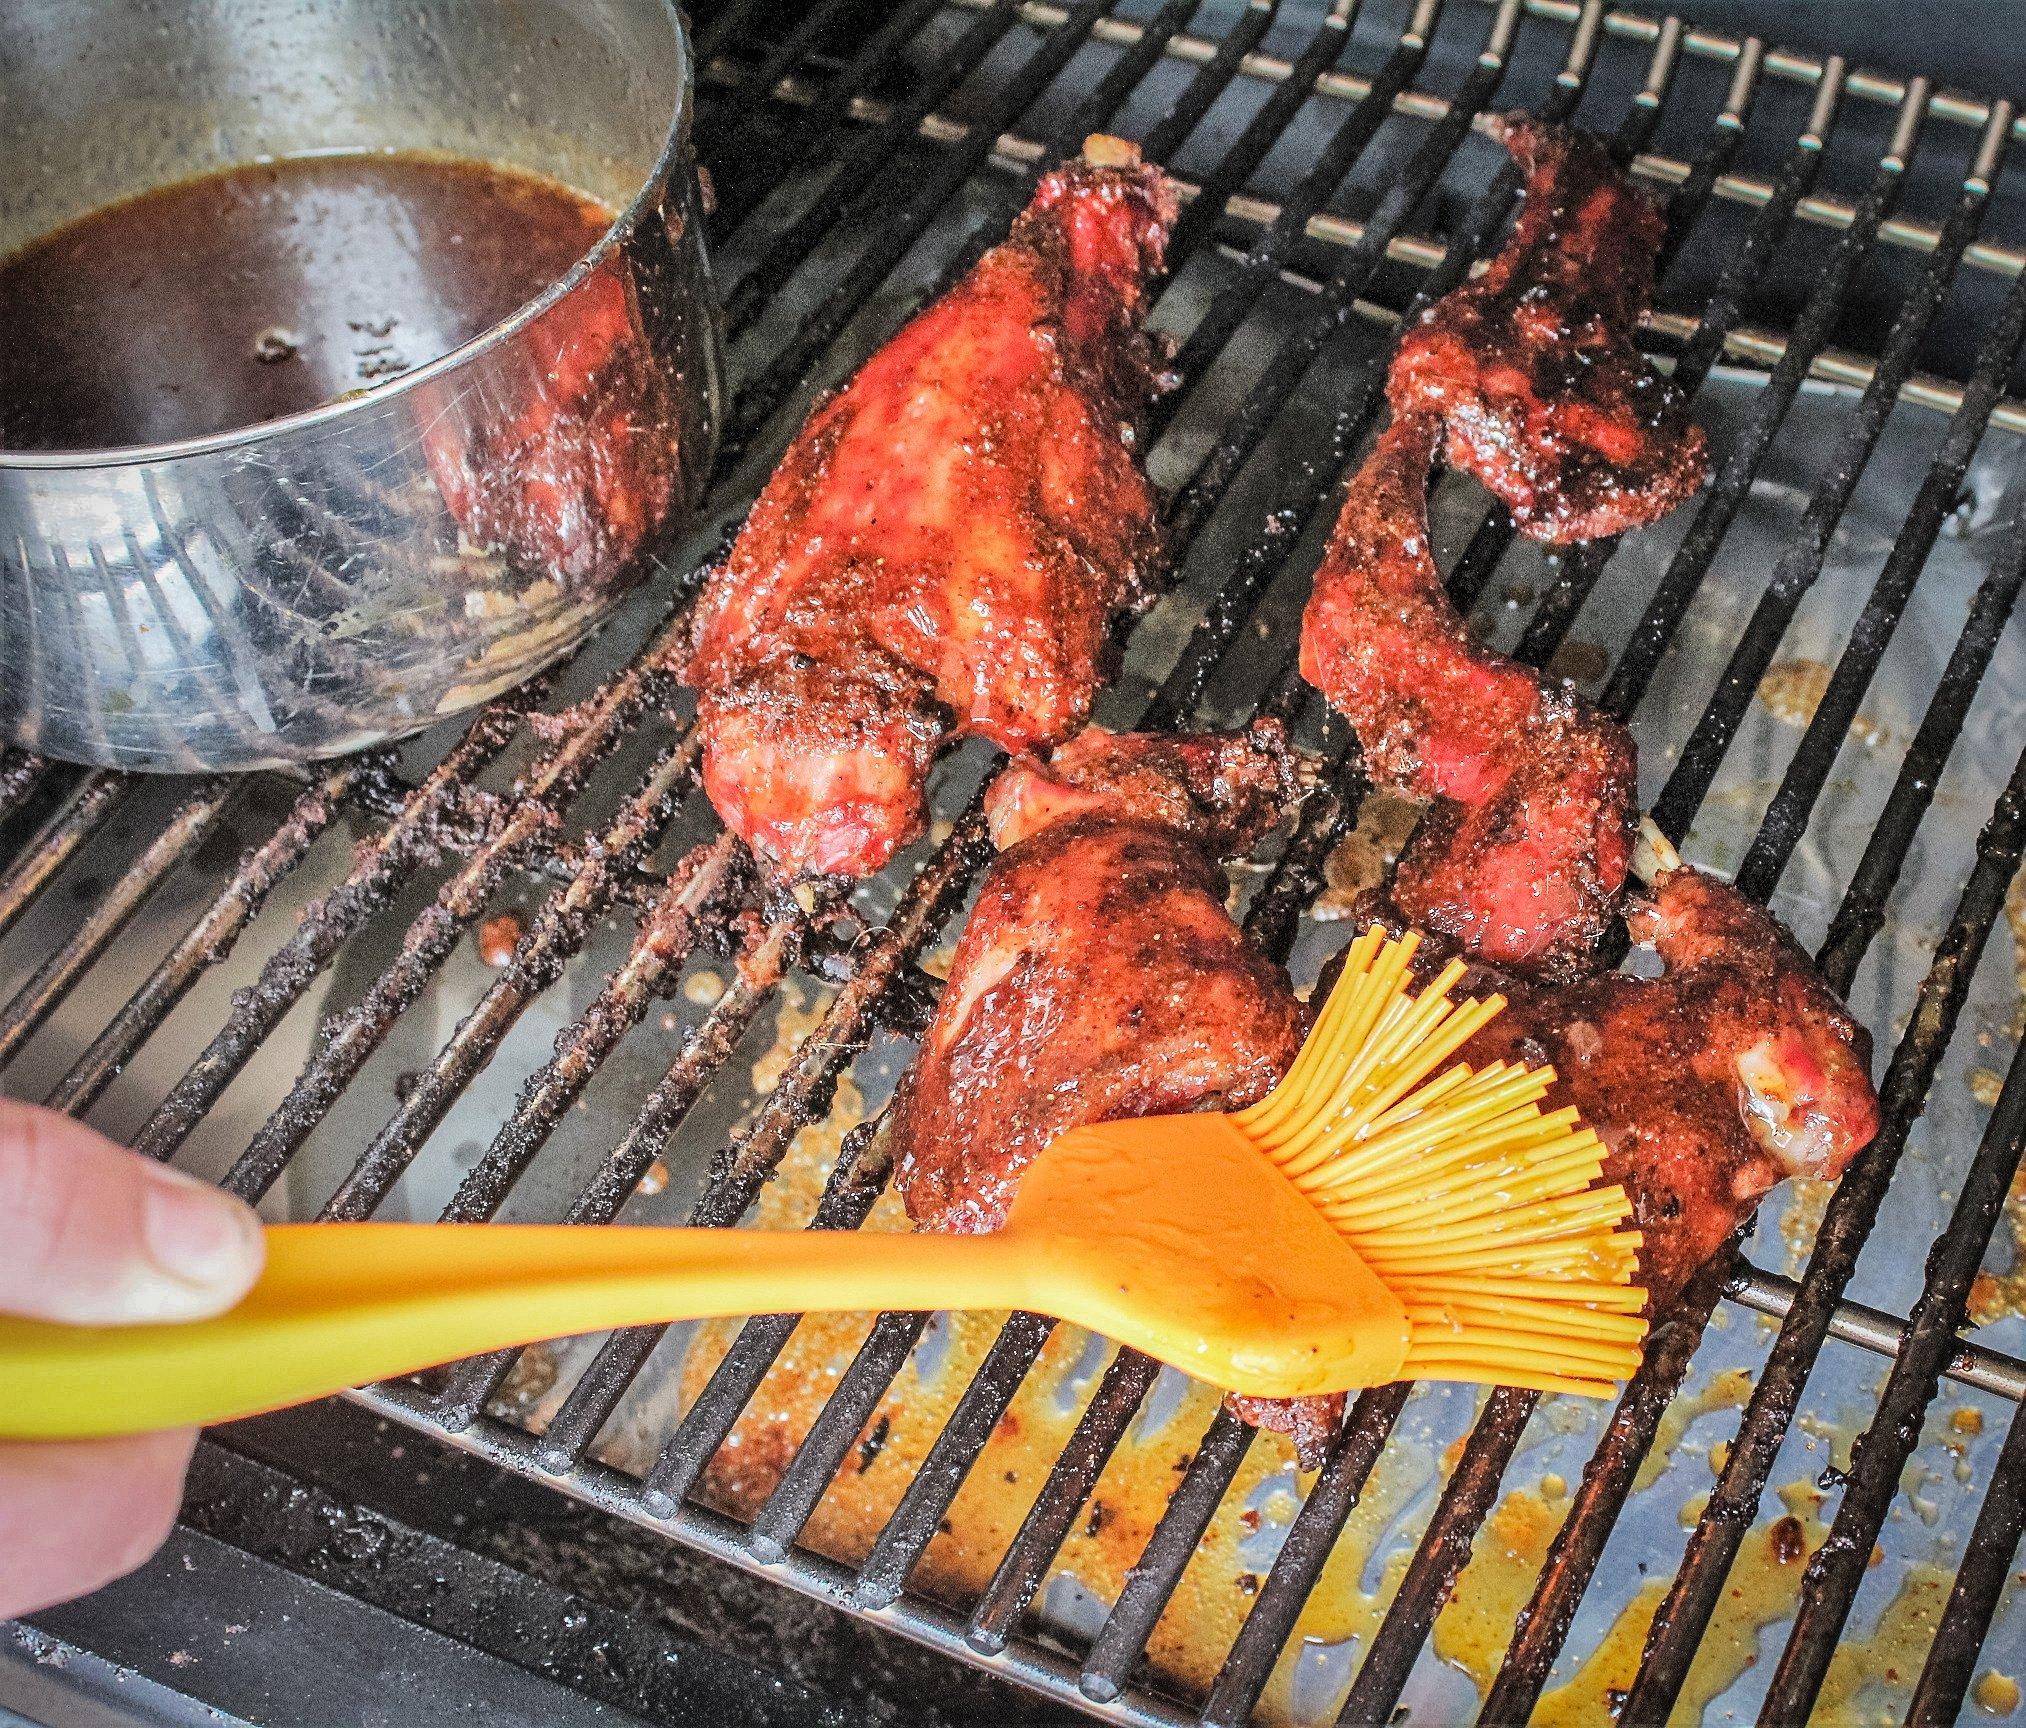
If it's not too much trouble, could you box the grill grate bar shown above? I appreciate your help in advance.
[1134,0,1282,166]
[691,0,774,70]
[1727,1263,2026,1400]
[1336,1386,1537,1725]
[717,0,1030,337]
[0,753,48,833]
[696,0,878,183]
[0,772,127,948]
[1146,0,1565,736]
[1475,537,2026,1713]
[1649,103,2008,844]
[429,917,800,1434]
[218,641,676,1203]
[851,0,1228,364]
[1201,1385,1411,1726]
[713,0,954,241]
[1160,0,1534,554]
[1156,6,1413,405]
[1605,65,1901,731]
[130,695,537,1164]
[1905,1396,2026,1725]
[1752,1038,2026,1721]
[356,1378,1214,1728]
[741,29,2026,439]
[749,1310,935,1562]
[965,1348,1168,1653]
[1153,0,1355,278]
[847,1311,1059,1608]
[1734,129,2026,899]
[1818,517,2026,992]
[45,763,362,1115]
[1614,739,2026,1722]
[1475,1265,1727,1723]
[434,834,750,1229]
[534,797,990,1470]
[932,0,2026,277]
[556,1108,887,1493]
[1080,1408,1257,1703]
[1036,0,1213,161]
[0,781,236,1069]
[315,733,708,1223]
[1239,734,1365,965]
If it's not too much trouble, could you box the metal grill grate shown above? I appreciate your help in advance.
[8,1,2026,1721]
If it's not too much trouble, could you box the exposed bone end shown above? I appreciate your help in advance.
[1632,814,1681,886]
[1736,1039,1838,1179]
[1082,133,1142,169]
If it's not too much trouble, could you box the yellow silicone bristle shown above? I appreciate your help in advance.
[1236,927,1648,1395]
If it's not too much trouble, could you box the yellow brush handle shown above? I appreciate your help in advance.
[0,1222,1042,1441]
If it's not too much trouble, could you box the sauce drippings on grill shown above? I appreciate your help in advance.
[0,152,613,451]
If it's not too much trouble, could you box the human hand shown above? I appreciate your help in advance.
[0,1100,264,1617]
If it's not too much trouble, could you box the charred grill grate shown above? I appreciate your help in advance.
[8,0,2026,1720]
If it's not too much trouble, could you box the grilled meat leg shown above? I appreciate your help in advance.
[1347,868,1880,1310]
[1300,411,1637,977]
[685,139,1179,879]
[888,724,1347,1461]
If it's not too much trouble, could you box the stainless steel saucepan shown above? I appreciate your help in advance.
[0,0,722,771]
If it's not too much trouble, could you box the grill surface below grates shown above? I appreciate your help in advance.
[7,2,2026,1723]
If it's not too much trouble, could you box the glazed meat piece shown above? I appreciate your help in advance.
[685,138,1179,879]
[892,723,1303,1231]
[1389,115,1707,543]
[1351,868,1880,1309]
[889,724,1345,1462]
[1300,411,1636,977]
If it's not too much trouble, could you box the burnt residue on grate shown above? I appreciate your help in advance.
[8,2,2026,1724]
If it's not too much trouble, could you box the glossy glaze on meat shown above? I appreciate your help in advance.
[1351,869,1880,1308]
[888,725,1347,1460]
[685,140,1179,879]
[1300,411,1637,977]
[1389,115,1707,543]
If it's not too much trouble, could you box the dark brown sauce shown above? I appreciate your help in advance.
[0,152,614,452]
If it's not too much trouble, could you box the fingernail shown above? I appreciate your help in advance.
[138,1165,263,1312]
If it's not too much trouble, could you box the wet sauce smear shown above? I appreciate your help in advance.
[0,152,612,451]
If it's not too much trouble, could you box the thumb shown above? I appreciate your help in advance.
[0,1100,264,1324]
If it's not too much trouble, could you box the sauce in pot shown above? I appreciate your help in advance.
[0,152,614,451]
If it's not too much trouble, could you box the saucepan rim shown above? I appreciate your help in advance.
[0,0,694,474]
